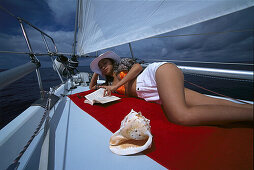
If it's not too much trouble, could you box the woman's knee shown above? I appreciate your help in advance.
[163,107,195,126]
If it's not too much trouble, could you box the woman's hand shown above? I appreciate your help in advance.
[99,85,118,96]
[89,73,99,90]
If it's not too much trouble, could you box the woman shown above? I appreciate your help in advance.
[90,51,253,126]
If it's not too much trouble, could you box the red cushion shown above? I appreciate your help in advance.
[69,90,253,170]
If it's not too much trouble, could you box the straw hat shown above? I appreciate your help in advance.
[90,51,121,76]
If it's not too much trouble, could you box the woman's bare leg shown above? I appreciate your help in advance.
[184,88,253,109]
[155,63,253,126]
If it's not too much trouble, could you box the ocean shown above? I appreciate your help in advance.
[0,65,253,129]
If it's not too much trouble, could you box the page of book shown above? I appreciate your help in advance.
[85,88,120,105]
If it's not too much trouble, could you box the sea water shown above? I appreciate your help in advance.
[0,65,253,129]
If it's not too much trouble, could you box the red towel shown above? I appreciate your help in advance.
[69,90,253,170]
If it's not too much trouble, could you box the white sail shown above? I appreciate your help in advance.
[77,0,254,55]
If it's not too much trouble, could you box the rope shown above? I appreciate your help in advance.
[184,79,250,104]
[7,111,47,169]
[7,92,52,169]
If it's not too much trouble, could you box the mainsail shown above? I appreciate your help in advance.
[77,0,254,55]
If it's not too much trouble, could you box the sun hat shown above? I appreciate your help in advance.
[90,51,121,76]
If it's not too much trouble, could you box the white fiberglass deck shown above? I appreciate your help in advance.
[1,81,251,170]
[53,85,166,170]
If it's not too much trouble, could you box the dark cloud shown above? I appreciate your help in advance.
[0,0,75,68]
[45,0,76,25]
[123,6,254,63]
[0,1,253,69]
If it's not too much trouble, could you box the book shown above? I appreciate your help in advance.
[84,88,120,105]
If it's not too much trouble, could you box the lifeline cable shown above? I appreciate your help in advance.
[185,72,253,83]
[184,79,251,104]
[146,59,253,66]
[7,92,52,170]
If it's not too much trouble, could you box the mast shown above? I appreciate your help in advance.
[73,0,80,56]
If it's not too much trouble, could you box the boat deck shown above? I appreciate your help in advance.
[58,85,253,170]
[53,85,165,170]
[0,82,252,170]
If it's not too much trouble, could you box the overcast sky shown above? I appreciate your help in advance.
[0,0,253,69]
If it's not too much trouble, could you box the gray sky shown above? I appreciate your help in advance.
[0,0,253,69]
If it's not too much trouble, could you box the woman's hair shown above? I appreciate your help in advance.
[104,58,115,85]
[115,58,136,74]
[104,58,136,85]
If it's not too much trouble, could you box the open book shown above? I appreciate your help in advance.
[84,88,120,105]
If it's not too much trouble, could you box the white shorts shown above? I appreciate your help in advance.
[136,62,168,104]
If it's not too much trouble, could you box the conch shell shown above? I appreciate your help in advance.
[109,109,153,155]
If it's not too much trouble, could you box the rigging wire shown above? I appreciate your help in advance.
[0,4,16,18]
[2,50,252,66]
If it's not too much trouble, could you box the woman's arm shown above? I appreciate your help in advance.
[100,63,143,95]
[89,73,99,90]
[116,63,143,89]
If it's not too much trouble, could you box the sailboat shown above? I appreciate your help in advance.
[0,0,253,169]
